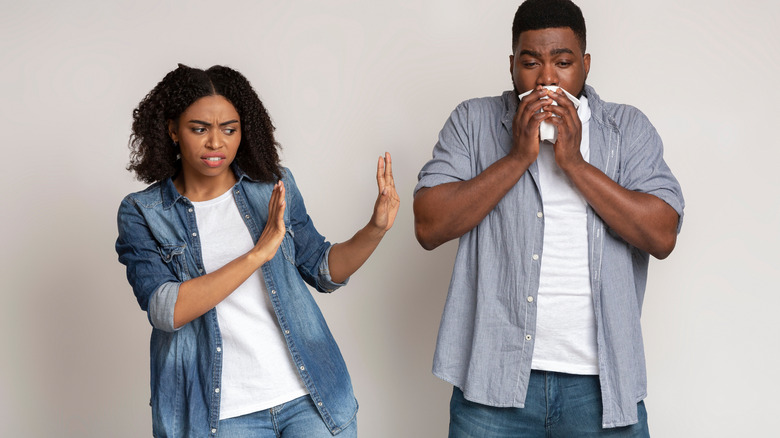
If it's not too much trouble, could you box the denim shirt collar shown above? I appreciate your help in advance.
[160,164,255,209]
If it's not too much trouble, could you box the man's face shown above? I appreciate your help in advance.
[510,27,590,97]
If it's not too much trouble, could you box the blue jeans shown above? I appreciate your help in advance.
[217,395,357,437]
[449,371,649,437]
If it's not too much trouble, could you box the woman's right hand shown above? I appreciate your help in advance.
[252,180,286,264]
[172,181,287,329]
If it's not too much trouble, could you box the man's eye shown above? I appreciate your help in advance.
[191,127,206,134]
[523,62,538,68]
[558,62,571,67]
[224,128,237,135]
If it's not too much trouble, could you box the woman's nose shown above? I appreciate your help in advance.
[205,131,222,149]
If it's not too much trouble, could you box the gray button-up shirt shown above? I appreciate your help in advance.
[414,85,684,428]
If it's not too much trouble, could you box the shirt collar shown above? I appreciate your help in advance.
[160,163,252,209]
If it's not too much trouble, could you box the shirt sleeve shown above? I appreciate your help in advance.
[414,102,473,195]
[619,109,686,233]
[282,169,349,293]
[116,196,182,332]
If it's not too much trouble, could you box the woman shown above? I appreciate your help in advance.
[116,64,399,437]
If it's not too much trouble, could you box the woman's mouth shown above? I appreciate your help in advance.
[201,155,226,167]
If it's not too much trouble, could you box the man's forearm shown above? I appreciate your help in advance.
[564,160,679,259]
[413,154,533,250]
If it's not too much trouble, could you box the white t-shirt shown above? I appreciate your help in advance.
[192,189,308,420]
[531,95,600,375]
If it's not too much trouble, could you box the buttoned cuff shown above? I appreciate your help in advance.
[149,281,181,332]
[651,190,685,234]
[414,174,461,196]
[318,245,349,293]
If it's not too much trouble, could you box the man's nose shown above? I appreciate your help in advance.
[537,64,557,86]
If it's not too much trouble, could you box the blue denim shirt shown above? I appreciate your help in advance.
[415,85,685,428]
[116,167,357,437]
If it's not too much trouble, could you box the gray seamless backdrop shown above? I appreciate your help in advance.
[1,0,777,436]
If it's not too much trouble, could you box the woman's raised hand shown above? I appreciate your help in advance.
[371,152,400,232]
[253,180,287,263]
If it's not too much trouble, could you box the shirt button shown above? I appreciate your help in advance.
[192,232,197,237]
[525,335,532,341]
[216,347,222,353]
[198,268,203,273]
[532,254,539,261]
[188,208,193,213]
[271,290,277,294]
[300,366,305,371]
[245,214,250,219]
[215,388,220,393]
[527,296,534,303]
[212,428,217,434]
[318,402,323,407]
[285,330,290,335]
[537,211,543,218]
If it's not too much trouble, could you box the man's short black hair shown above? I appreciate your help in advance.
[512,0,587,53]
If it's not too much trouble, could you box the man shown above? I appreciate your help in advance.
[413,0,684,436]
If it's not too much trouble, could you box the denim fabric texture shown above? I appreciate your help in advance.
[415,85,684,428]
[448,372,649,438]
[116,167,357,437]
[217,394,357,438]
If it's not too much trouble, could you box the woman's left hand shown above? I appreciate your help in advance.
[370,152,400,232]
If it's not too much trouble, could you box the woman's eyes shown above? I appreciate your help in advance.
[189,127,238,134]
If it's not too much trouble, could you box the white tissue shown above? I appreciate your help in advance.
[518,85,580,144]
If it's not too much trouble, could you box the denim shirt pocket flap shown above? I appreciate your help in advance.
[158,244,189,280]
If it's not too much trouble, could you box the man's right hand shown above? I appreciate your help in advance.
[510,86,554,164]
[414,92,547,250]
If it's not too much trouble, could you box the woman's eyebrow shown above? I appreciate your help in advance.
[187,119,240,126]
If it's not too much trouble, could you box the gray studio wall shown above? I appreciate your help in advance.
[1,0,778,436]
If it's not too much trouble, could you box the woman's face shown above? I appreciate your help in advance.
[169,94,241,189]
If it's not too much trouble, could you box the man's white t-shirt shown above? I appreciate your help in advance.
[531,95,600,375]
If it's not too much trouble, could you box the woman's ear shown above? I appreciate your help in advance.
[168,120,178,144]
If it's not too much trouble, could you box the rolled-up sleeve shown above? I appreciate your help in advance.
[282,170,348,293]
[316,245,349,293]
[116,196,182,331]
[148,282,180,332]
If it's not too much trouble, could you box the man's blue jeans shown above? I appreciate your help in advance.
[449,371,649,437]
[217,394,357,437]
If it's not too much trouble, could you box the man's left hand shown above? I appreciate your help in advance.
[545,88,585,172]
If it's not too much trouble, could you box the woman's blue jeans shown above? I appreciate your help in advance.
[449,371,649,437]
[217,394,357,437]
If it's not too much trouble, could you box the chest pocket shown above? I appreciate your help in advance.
[159,244,190,281]
[280,227,296,265]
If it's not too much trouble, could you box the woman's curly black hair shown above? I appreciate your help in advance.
[128,64,282,184]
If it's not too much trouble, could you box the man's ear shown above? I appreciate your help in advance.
[168,120,178,143]
[509,54,515,77]
[583,53,591,77]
